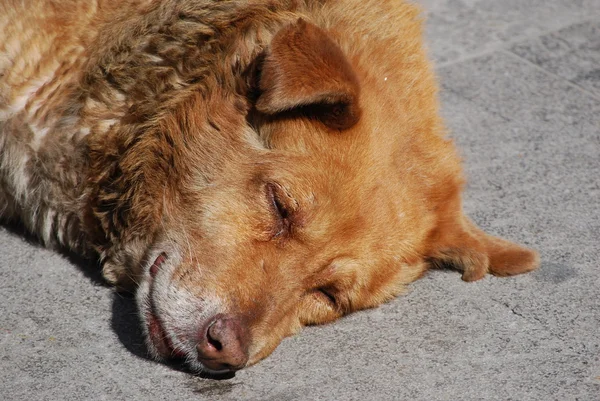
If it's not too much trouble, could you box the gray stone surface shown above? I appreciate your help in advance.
[511,21,600,98]
[418,0,600,65]
[1,1,599,400]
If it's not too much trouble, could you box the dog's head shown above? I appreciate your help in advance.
[95,18,538,374]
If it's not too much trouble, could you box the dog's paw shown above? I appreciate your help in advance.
[429,216,540,282]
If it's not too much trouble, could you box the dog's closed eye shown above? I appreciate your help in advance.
[266,183,294,238]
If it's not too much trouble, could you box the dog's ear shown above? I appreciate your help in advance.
[428,214,540,282]
[255,19,361,130]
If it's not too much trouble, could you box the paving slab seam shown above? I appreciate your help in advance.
[502,48,600,102]
[437,45,600,104]
[431,16,600,72]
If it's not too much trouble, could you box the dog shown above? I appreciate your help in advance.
[0,0,539,374]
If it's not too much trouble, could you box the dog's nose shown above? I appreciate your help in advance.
[197,314,249,371]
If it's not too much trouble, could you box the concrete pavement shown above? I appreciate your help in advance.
[1,1,599,399]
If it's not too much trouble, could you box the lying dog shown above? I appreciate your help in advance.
[0,0,539,374]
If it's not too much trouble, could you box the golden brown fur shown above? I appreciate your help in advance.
[0,0,539,373]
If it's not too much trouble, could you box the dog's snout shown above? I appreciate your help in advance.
[197,314,249,371]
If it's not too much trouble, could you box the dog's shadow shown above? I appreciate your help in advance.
[0,220,235,381]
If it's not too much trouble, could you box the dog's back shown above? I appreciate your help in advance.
[0,0,102,250]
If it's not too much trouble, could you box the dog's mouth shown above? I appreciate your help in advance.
[144,253,187,360]
[139,250,249,375]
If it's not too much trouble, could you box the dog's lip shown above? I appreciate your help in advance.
[150,252,167,278]
[147,310,177,357]
[146,303,188,360]
[145,253,187,359]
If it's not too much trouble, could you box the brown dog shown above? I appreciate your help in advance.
[0,0,539,373]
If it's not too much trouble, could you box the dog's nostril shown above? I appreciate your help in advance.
[207,323,223,351]
[197,314,249,371]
